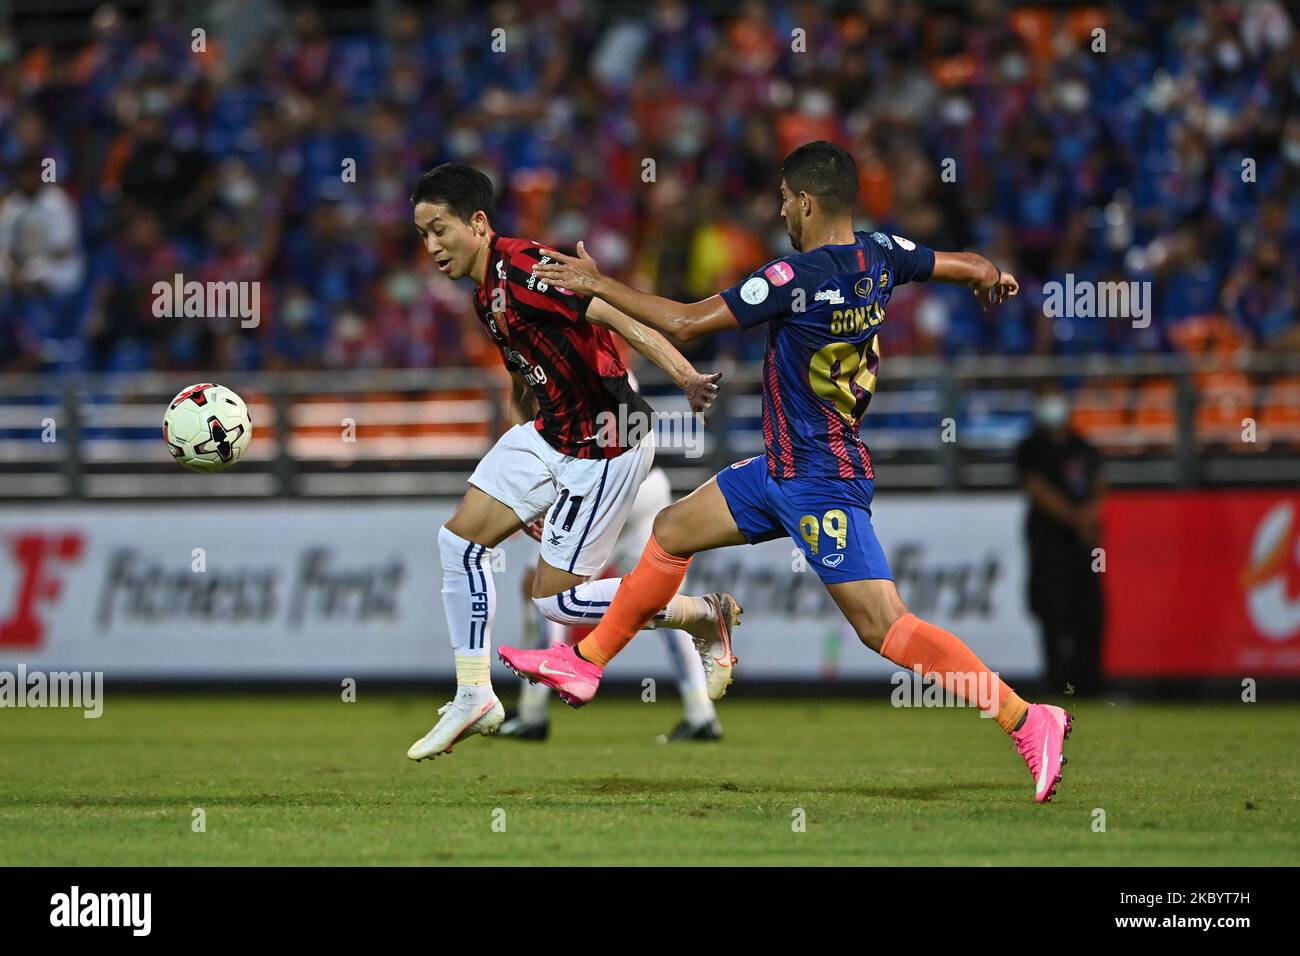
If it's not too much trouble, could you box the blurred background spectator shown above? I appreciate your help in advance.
[0,153,84,368]
[0,0,1296,375]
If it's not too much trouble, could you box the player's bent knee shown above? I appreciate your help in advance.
[442,511,469,538]
[854,596,908,652]
[437,524,477,568]
[853,620,885,652]
[530,561,587,602]
[650,503,688,554]
[532,593,591,629]
[444,486,522,546]
[532,593,560,623]
[443,510,490,544]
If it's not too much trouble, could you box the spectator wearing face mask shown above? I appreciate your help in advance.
[1015,386,1105,697]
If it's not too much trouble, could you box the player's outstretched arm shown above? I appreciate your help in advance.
[586,298,722,412]
[931,251,1020,310]
[533,242,740,342]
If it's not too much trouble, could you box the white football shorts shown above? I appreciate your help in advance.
[468,422,655,576]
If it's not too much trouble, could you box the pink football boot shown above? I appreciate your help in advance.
[1012,703,1074,803]
[499,643,604,707]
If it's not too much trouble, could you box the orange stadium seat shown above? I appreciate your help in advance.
[1195,371,1255,450]
[286,389,497,462]
[1065,8,1108,44]
[1259,376,1300,449]
[243,395,277,442]
[1168,314,1248,357]
[1131,377,1178,449]
[1069,383,1134,454]
[1009,10,1056,65]
[931,54,978,89]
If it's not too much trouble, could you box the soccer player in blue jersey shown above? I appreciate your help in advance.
[500,141,1073,803]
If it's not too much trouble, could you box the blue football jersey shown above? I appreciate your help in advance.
[719,231,935,480]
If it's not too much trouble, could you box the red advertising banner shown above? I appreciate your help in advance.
[1102,490,1300,676]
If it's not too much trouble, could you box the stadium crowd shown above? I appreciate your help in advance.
[0,0,1297,376]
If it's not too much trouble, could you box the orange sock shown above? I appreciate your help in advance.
[879,612,1029,733]
[577,534,690,667]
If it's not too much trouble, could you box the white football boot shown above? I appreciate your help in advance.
[681,593,743,701]
[406,693,504,761]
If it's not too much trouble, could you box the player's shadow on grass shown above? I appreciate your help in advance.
[568,777,1011,800]
[11,793,330,809]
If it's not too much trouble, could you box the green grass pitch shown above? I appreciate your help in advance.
[2,694,1297,865]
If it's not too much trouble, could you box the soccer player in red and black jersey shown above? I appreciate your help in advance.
[404,164,741,761]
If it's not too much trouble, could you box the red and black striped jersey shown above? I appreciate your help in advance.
[472,235,653,459]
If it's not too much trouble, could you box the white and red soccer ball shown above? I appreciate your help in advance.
[162,383,253,473]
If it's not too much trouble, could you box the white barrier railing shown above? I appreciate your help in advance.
[2,353,1300,498]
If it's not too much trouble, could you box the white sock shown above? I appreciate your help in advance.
[661,628,717,726]
[438,525,496,701]
[518,586,542,650]
[533,579,712,631]
[517,607,559,725]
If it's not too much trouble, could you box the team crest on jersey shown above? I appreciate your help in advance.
[854,275,874,299]
[870,232,915,252]
[740,277,769,304]
[764,262,795,286]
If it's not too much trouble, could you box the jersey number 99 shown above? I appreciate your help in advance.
[799,509,849,555]
[808,338,880,422]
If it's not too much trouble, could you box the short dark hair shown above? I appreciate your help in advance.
[410,163,496,224]
[778,141,858,217]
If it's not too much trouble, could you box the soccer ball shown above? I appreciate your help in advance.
[162,383,253,472]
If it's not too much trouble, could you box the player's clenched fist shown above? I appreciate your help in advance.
[683,370,722,413]
[976,270,1019,310]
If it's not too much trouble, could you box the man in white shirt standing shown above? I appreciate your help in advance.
[0,156,85,364]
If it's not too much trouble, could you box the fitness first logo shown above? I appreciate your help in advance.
[1240,501,1300,641]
